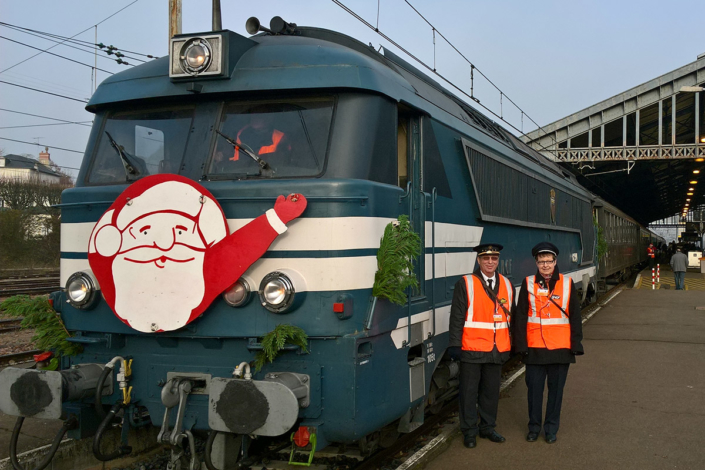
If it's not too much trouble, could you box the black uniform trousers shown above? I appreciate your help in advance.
[459,362,502,437]
[525,363,570,435]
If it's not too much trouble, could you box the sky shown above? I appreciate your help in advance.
[1,0,703,180]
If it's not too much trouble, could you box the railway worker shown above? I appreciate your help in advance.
[513,242,583,444]
[670,247,688,290]
[448,243,512,449]
[647,242,656,269]
[230,109,292,163]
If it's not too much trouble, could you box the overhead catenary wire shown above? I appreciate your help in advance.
[0,36,115,74]
[0,136,84,154]
[401,0,557,148]
[331,0,558,154]
[0,21,158,59]
[0,108,92,127]
[0,0,142,75]
[0,23,145,65]
[0,80,88,103]
[0,122,93,130]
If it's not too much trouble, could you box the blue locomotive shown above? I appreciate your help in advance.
[0,15,661,468]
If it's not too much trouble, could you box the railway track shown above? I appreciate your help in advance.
[0,276,61,296]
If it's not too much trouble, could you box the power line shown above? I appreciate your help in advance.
[331,0,558,154]
[0,136,84,154]
[0,22,156,60]
[0,22,146,64]
[0,0,141,75]
[0,108,92,127]
[401,0,557,151]
[0,36,115,74]
[0,80,88,103]
[0,122,92,130]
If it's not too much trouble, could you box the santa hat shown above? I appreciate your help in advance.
[90,174,228,257]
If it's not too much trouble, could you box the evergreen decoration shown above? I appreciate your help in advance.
[372,215,422,305]
[254,324,309,372]
[594,217,608,260]
[0,295,83,357]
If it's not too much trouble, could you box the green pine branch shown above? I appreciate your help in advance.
[0,295,83,357]
[254,324,309,372]
[372,215,421,305]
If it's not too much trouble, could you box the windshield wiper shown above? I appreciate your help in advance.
[105,131,140,180]
[215,129,269,170]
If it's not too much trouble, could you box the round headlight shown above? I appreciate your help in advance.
[65,272,97,309]
[179,38,211,75]
[259,272,295,313]
[223,279,251,307]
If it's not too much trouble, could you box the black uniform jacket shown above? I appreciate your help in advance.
[512,266,584,364]
[448,268,510,364]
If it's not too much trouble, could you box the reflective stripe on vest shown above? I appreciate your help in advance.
[231,127,285,161]
[526,274,571,350]
[461,274,512,352]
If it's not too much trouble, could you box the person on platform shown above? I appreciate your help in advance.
[647,242,656,270]
[448,243,513,449]
[513,242,583,444]
[670,247,688,290]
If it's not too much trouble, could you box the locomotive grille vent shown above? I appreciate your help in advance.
[464,141,595,264]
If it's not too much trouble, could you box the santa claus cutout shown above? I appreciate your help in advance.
[87,174,306,333]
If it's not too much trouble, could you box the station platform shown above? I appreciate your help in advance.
[635,263,705,290]
[423,275,705,470]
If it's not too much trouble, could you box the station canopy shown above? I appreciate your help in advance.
[522,56,705,226]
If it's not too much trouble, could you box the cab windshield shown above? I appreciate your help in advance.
[87,107,194,184]
[208,98,333,178]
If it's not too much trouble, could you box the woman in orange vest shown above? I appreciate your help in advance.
[448,243,513,449]
[513,242,583,444]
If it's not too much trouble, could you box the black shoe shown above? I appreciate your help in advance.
[479,430,506,443]
[463,436,477,448]
[545,433,557,444]
[526,431,539,442]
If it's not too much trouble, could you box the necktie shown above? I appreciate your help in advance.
[488,279,494,290]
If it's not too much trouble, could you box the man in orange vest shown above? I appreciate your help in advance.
[513,242,583,444]
[448,243,513,448]
[647,242,656,269]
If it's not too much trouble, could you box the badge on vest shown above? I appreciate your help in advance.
[551,295,561,300]
[537,288,549,296]
[494,314,503,321]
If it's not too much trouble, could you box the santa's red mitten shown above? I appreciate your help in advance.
[274,193,307,225]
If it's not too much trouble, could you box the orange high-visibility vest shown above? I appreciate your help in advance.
[231,127,285,161]
[461,274,513,353]
[647,246,655,258]
[526,274,571,350]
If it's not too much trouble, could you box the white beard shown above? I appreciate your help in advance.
[112,252,206,333]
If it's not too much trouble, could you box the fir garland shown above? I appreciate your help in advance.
[372,215,422,305]
[254,324,309,372]
[0,295,83,357]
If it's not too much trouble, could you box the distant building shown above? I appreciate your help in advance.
[0,147,64,183]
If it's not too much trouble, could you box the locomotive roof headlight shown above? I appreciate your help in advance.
[259,272,295,313]
[223,278,252,307]
[65,272,99,309]
[179,38,212,76]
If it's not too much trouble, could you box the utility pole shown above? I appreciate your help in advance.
[169,0,182,47]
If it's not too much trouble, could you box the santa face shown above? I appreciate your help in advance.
[111,212,207,332]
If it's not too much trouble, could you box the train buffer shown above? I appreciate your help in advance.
[417,283,705,469]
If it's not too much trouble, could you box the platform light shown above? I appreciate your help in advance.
[688,192,694,196]
[690,180,698,184]
[687,198,691,201]
[689,187,695,190]
[697,157,705,161]
[694,170,701,174]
